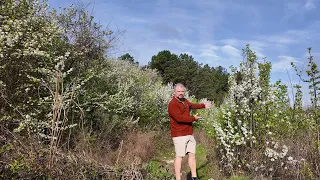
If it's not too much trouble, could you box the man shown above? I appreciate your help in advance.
[168,83,211,180]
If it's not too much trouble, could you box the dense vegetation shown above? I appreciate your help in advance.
[1,0,319,179]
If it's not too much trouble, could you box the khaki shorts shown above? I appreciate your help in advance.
[172,135,196,157]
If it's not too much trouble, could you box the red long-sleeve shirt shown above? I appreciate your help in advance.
[168,96,205,137]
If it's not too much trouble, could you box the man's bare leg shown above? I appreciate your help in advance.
[174,156,183,180]
[188,153,197,177]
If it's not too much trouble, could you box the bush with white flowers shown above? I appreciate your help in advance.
[200,45,307,176]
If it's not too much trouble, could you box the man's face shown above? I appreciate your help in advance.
[174,86,185,99]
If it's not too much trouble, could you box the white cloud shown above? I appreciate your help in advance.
[199,44,220,59]
[220,39,267,58]
[122,16,148,23]
[273,56,299,72]
[258,35,297,44]
[194,44,244,69]
[158,39,192,48]
[305,0,316,10]
[220,39,240,47]
[287,30,315,40]
[200,51,219,58]
[221,45,242,57]
[283,0,316,21]
[182,51,194,56]
[202,44,220,51]
[199,52,219,58]
[257,29,314,46]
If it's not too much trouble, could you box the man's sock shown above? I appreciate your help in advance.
[191,177,199,180]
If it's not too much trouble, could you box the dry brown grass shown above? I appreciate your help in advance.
[112,130,156,165]
[70,128,156,167]
[0,127,151,179]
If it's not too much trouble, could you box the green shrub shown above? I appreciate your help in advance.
[145,160,174,180]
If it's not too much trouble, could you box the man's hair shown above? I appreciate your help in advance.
[174,83,185,90]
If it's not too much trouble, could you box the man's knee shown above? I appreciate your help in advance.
[174,156,183,164]
[187,152,196,158]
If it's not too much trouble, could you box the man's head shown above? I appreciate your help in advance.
[174,83,185,100]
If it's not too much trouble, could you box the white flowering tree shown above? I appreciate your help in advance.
[0,0,67,133]
[200,45,308,177]
[0,0,79,168]
[292,48,320,144]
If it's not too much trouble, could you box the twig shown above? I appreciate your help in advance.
[115,140,124,166]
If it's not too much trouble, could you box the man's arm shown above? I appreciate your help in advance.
[187,100,206,109]
[168,102,197,123]
[187,99,211,109]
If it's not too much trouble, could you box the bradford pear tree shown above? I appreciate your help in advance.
[291,47,320,148]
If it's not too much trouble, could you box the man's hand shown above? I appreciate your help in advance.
[204,103,211,109]
[194,113,199,120]
[193,113,204,121]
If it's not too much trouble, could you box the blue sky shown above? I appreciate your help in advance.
[48,0,320,105]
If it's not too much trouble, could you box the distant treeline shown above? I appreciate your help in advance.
[147,50,229,104]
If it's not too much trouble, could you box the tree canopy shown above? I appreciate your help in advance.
[148,50,229,104]
[118,53,139,65]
